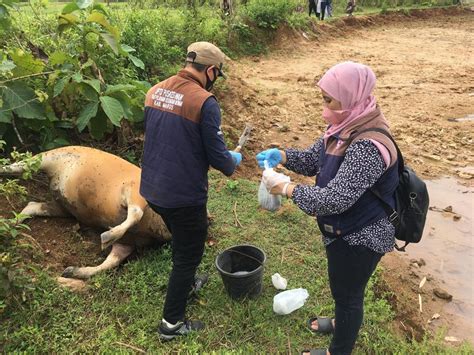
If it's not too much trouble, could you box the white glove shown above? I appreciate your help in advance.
[262,169,291,194]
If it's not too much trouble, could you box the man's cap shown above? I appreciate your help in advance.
[186,42,230,78]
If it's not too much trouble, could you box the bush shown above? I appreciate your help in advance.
[0,141,41,314]
[286,12,310,30]
[244,0,293,29]
[1,0,149,150]
[195,16,228,49]
[120,8,191,81]
[120,7,228,82]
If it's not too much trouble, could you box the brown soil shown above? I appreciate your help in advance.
[379,253,458,342]
[0,175,102,275]
[1,6,473,346]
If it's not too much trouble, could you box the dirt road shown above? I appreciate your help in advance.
[222,8,474,182]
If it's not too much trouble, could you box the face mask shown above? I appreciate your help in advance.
[205,68,218,91]
[322,106,350,125]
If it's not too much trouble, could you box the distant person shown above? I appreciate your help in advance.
[317,0,328,20]
[256,62,399,355]
[140,41,242,340]
[221,0,232,16]
[346,0,356,16]
[326,0,333,17]
[309,0,318,17]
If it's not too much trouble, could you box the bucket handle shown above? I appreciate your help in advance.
[226,249,264,266]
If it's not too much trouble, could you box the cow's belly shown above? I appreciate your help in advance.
[51,170,129,229]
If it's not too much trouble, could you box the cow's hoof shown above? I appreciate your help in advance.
[57,277,87,292]
[62,266,77,278]
[101,240,114,251]
[100,231,118,250]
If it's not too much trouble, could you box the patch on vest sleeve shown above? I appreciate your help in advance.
[323,224,334,233]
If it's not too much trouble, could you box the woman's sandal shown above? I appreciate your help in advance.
[300,349,328,355]
[307,316,335,334]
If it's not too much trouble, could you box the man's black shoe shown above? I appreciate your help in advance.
[158,319,205,341]
[189,273,209,298]
[194,273,209,293]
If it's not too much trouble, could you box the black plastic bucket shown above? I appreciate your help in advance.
[215,245,266,300]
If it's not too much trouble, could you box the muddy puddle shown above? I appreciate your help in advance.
[399,176,473,343]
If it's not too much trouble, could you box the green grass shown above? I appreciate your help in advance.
[1,174,472,353]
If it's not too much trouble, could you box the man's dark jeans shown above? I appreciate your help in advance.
[309,0,317,16]
[149,203,208,324]
[326,238,383,355]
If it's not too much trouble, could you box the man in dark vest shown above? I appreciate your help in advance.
[140,42,242,340]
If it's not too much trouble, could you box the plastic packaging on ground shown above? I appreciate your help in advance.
[271,273,288,290]
[273,288,309,315]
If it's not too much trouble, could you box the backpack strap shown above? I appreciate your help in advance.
[348,127,403,230]
[349,127,405,174]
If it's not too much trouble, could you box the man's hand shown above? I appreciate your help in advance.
[256,148,285,168]
[229,151,242,166]
[262,169,291,195]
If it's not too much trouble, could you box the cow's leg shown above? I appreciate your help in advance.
[100,204,144,250]
[20,201,71,221]
[62,243,134,279]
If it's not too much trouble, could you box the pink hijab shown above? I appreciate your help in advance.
[317,61,391,167]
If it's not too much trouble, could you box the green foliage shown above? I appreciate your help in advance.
[1,81,46,120]
[0,0,458,152]
[225,179,239,192]
[0,142,41,314]
[0,0,149,150]
[121,7,207,80]
[286,11,310,30]
[244,0,293,29]
[8,150,42,180]
[0,212,32,313]
[195,15,228,48]
[0,0,17,30]
[225,20,265,56]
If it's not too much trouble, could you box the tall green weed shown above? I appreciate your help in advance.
[244,0,294,29]
[0,141,42,314]
[120,7,227,81]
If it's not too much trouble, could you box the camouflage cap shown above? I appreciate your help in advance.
[186,41,230,78]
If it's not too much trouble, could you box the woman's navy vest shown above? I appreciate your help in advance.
[316,137,399,238]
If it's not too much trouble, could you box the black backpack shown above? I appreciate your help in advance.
[353,128,430,251]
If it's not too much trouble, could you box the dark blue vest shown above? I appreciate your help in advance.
[140,71,213,208]
[316,138,399,238]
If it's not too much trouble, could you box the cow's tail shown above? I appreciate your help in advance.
[0,153,45,176]
[0,162,26,175]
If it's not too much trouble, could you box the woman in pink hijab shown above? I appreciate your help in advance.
[256,62,399,355]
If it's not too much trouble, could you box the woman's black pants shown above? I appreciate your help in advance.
[326,238,383,355]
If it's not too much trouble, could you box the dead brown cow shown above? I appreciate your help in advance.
[2,146,171,280]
